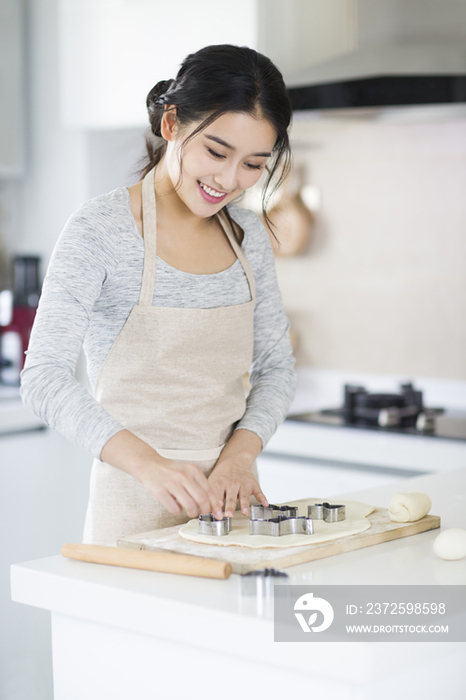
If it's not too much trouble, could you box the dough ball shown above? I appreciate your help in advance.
[433,529,466,561]
[388,492,432,522]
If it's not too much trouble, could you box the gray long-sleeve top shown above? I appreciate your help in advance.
[20,187,297,459]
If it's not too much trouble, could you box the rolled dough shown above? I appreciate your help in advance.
[388,492,431,523]
[178,499,375,549]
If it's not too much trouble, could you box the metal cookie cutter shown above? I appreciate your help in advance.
[241,568,289,596]
[249,516,314,537]
[308,502,346,523]
[198,513,231,536]
[250,504,298,520]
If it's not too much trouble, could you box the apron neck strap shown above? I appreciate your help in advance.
[139,167,256,305]
[216,211,256,301]
[139,167,158,306]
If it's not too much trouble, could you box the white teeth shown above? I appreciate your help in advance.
[199,182,225,198]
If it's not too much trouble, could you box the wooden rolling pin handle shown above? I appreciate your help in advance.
[61,543,232,580]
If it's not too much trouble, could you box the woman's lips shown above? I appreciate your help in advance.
[197,180,228,204]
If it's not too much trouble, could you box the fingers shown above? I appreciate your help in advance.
[239,492,251,516]
[169,484,204,519]
[238,483,268,516]
[152,460,268,522]
[224,490,238,519]
[224,481,255,517]
[252,484,269,508]
[209,478,226,509]
[208,473,236,518]
[156,488,183,516]
[225,478,269,518]
[191,467,224,519]
[154,462,223,520]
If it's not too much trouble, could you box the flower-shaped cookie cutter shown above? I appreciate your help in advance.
[198,513,231,536]
[307,502,346,523]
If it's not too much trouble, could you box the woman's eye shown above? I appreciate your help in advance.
[246,163,263,170]
[207,147,224,159]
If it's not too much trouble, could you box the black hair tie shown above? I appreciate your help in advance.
[156,78,175,104]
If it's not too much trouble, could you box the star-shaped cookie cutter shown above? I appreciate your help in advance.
[307,502,346,522]
[249,516,314,537]
[250,504,298,520]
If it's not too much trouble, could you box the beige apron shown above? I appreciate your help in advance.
[83,168,257,544]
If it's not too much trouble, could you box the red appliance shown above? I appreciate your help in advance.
[0,256,41,385]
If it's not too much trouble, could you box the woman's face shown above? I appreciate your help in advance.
[161,110,277,218]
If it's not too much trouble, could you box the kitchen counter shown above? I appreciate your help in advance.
[11,468,466,700]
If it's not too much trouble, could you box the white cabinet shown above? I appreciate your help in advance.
[257,452,408,504]
[0,429,92,700]
[59,0,258,129]
[58,0,357,129]
[0,0,24,176]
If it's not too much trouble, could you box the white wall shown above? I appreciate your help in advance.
[87,127,146,198]
[277,113,466,380]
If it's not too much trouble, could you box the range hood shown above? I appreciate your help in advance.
[287,42,466,111]
[283,0,466,113]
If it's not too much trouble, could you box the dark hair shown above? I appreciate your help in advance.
[141,44,292,232]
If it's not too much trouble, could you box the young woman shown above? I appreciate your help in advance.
[21,44,297,545]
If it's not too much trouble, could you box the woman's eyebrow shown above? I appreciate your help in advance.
[205,134,271,158]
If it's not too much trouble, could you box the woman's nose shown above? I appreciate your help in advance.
[214,163,238,193]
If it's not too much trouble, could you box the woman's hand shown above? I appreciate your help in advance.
[138,458,224,520]
[208,429,268,517]
[100,430,223,519]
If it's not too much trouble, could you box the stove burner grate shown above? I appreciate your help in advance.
[288,381,466,440]
[320,382,444,432]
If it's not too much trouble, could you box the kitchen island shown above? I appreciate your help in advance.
[11,468,466,700]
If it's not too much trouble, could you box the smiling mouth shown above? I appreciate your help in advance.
[197,181,228,199]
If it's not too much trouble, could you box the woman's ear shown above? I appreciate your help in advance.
[160,106,178,141]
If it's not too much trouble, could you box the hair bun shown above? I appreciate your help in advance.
[146,79,176,137]
[146,79,175,111]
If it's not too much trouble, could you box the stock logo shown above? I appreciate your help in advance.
[294,592,334,633]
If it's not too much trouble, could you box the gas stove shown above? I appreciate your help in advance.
[289,381,466,441]
[260,369,466,499]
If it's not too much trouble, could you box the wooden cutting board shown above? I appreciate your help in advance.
[117,499,440,575]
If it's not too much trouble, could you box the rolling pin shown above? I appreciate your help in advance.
[61,543,232,580]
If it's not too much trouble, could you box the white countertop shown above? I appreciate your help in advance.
[10,468,466,698]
